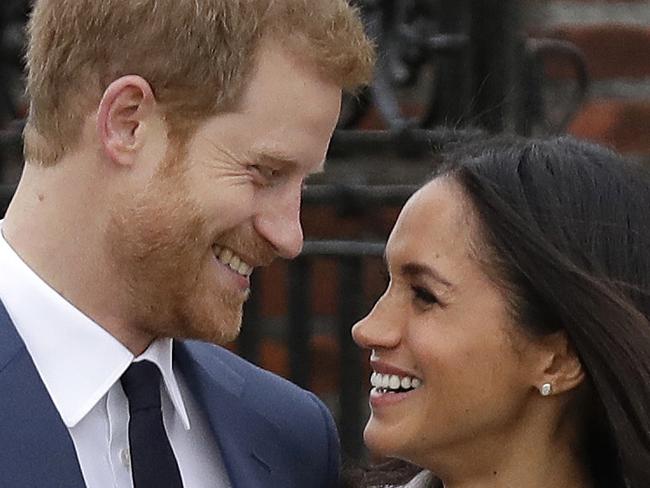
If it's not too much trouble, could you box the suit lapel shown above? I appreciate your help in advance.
[175,342,288,488]
[0,302,287,488]
[0,301,85,488]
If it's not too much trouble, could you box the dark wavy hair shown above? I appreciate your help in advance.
[345,135,650,488]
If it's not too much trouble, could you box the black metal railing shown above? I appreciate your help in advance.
[291,241,387,460]
[339,0,589,136]
[241,240,390,461]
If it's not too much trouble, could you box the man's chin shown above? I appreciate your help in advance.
[211,322,243,345]
[188,309,244,346]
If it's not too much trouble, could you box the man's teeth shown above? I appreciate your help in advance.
[213,245,253,277]
[370,372,422,393]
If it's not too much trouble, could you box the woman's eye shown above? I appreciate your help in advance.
[411,285,438,305]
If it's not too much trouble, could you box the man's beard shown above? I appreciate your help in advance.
[105,154,275,345]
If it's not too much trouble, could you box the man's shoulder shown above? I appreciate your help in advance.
[178,340,340,486]
[178,339,300,392]
[177,340,338,460]
[177,340,329,419]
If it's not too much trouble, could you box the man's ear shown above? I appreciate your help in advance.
[533,330,585,396]
[97,75,158,166]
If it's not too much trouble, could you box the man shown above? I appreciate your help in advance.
[0,1,374,487]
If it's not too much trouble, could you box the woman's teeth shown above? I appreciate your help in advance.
[213,245,253,277]
[371,372,422,393]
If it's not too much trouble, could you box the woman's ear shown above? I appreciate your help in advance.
[96,75,158,166]
[533,331,585,396]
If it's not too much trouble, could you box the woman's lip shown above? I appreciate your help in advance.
[370,359,419,379]
[369,387,418,409]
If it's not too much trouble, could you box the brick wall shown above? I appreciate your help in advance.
[528,0,650,159]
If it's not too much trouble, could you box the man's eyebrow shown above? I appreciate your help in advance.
[257,151,300,167]
[257,150,326,174]
[383,252,453,289]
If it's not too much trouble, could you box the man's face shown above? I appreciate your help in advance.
[107,42,342,344]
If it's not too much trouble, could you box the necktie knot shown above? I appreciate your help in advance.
[121,361,162,412]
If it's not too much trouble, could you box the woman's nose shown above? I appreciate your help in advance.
[351,299,401,350]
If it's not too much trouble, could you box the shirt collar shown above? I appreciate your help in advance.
[135,338,191,430]
[0,221,190,429]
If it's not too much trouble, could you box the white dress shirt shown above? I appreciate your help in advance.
[0,222,231,488]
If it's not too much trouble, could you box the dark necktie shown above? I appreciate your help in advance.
[121,361,184,488]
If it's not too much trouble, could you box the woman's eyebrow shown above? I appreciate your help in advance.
[382,251,454,288]
[400,261,454,289]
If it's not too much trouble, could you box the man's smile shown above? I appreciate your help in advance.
[212,245,253,277]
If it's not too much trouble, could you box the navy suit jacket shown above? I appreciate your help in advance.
[0,300,341,487]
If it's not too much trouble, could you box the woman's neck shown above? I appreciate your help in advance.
[436,459,593,488]
[422,413,594,488]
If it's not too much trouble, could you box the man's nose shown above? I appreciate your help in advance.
[254,185,304,259]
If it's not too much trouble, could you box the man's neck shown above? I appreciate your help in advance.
[2,162,154,354]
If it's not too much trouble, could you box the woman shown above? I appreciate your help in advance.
[350,135,650,487]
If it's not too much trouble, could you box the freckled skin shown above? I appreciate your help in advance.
[106,43,342,346]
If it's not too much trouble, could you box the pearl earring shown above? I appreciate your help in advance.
[539,383,552,396]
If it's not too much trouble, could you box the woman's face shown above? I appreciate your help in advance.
[352,178,542,468]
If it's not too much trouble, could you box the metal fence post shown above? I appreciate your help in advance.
[338,255,365,460]
[288,257,312,388]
